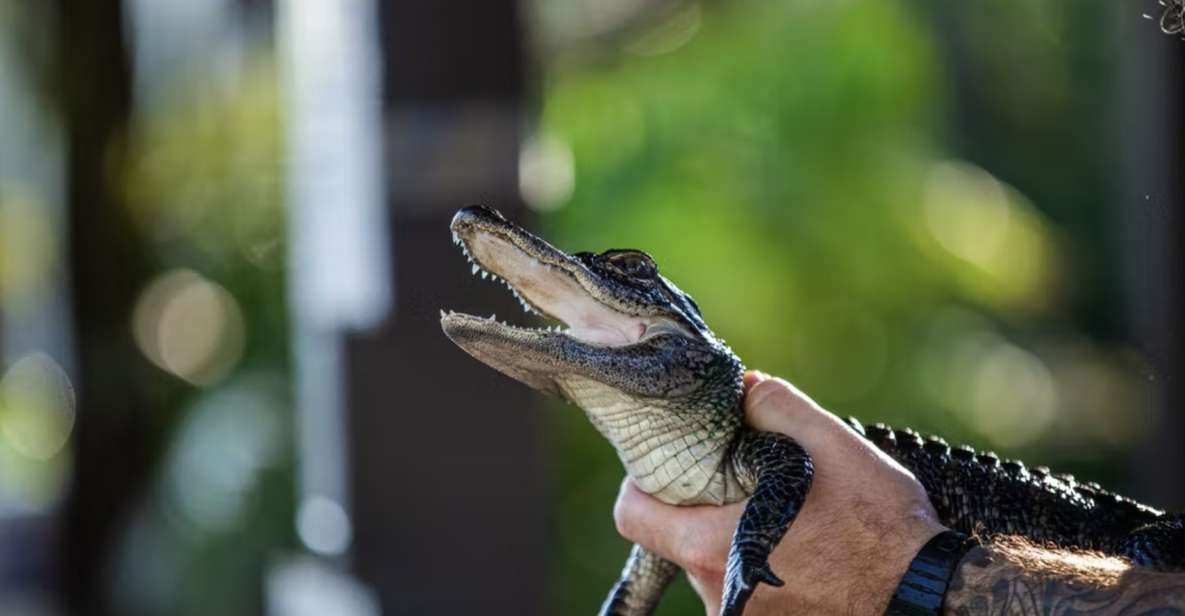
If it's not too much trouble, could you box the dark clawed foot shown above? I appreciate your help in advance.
[720,559,784,616]
[722,431,811,615]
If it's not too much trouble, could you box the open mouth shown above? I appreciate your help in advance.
[441,207,683,348]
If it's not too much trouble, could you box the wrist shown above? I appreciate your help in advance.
[856,517,948,614]
[883,529,978,616]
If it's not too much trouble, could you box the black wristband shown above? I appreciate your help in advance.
[884,530,977,616]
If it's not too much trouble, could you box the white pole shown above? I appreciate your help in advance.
[278,0,390,560]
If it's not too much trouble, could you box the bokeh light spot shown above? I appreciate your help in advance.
[0,352,75,461]
[623,3,702,56]
[919,161,1055,311]
[162,376,285,533]
[519,133,575,212]
[132,269,245,386]
[969,341,1057,448]
[926,319,1061,448]
[923,161,1011,268]
[297,495,353,557]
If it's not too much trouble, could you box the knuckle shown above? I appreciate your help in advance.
[612,496,637,540]
[744,378,824,435]
[744,380,804,427]
[745,378,794,411]
[684,552,723,582]
[679,535,724,581]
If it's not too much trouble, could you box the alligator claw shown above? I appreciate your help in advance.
[721,558,783,615]
[751,562,784,587]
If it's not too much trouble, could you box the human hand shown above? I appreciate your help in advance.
[612,371,948,615]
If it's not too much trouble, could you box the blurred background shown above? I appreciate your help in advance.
[0,0,1181,614]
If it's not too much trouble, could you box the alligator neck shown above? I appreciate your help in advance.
[556,375,747,506]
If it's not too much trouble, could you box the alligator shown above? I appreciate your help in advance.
[439,205,1185,616]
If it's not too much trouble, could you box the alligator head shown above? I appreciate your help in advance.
[441,206,747,504]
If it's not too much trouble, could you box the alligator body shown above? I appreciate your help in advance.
[440,206,1185,616]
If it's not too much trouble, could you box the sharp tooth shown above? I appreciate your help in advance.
[481,271,489,280]
[472,264,480,275]
[439,309,446,318]
[490,313,497,320]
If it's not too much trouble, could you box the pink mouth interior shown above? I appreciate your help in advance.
[466,233,650,346]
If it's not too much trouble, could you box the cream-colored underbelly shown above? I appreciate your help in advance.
[558,376,749,506]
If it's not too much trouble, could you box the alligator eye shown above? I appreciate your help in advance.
[605,251,657,279]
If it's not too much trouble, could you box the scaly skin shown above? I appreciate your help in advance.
[600,545,680,615]
[850,420,1184,567]
[439,206,1184,616]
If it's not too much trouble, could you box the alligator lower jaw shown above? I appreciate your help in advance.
[439,310,568,346]
[439,310,573,397]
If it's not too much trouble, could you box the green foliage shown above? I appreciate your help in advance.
[536,0,1143,611]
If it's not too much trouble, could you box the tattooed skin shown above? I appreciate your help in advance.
[946,538,1185,615]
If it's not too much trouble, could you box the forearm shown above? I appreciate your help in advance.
[944,537,1185,615]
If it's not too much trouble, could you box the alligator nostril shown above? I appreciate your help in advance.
[451,207,478,231]
[452,205,510,234]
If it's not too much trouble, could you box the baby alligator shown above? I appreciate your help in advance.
[439,206,1184,616]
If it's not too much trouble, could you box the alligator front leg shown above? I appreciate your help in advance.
[598,543,680,616]
[722,430,814,616]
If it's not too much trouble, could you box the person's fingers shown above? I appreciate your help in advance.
[612,478,674,558]
[612,478,739,575]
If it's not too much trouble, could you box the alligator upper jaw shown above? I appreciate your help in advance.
[442,206,670,348]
